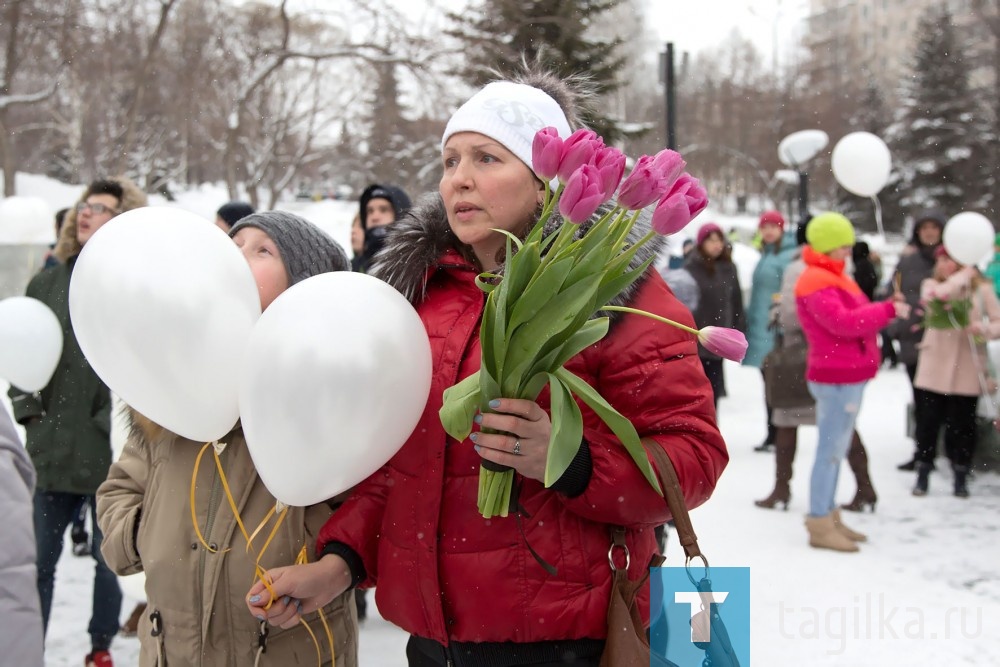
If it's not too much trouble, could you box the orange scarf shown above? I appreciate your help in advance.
[795,246,863,298]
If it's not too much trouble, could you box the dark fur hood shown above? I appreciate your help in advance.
[368,193,665,320]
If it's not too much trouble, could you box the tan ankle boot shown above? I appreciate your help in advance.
[805,515,860,552]
[831,508,868,542]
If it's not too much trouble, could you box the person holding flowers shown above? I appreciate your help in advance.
[245,68,731,666]
[911,246,1000,498]
[795,213,911,552]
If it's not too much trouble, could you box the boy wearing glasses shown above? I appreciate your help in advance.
[7,177,146,667]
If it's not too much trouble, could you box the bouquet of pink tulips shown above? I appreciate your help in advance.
[440,127,748,519]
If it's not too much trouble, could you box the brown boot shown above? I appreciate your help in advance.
[805,515,860,552]
[831,508,868,542]
[841,431,878,512]
[755,427,797,510]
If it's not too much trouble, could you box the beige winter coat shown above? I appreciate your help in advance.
[97,412,358,667]
[914,271,1000,397]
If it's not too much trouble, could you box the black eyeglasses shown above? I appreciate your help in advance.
[76,202,120,216]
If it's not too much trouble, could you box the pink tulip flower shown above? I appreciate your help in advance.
[618,156,666,210]
[557,129,603,183]
[593,147,626,200]
[559,164,606,224]
[531,127,564,183]
[651,174,708,235]
[651,149,686,190]
[698,326,748,362]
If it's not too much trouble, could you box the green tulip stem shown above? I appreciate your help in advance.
[601,305,700,336]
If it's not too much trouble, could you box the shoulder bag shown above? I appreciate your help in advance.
[599,440,740,667]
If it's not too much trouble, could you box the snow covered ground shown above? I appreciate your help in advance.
[3,174,998,665]
[12,362,999,666]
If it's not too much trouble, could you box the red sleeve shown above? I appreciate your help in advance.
[558,271,729,526]
[315,465,391,587]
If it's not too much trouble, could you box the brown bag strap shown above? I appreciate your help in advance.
[642,437,704,564]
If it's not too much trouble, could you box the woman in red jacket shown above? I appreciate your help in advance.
[246,68,728,666]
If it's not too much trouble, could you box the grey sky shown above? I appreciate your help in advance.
[647,0,808,67]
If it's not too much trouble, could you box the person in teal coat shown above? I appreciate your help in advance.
[743,211,798,451]
[984,233,1000,299]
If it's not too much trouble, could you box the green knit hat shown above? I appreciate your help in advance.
[806,212,856,254]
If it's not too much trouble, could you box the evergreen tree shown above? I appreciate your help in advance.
[447,0,627,141]
[885,5,994,218]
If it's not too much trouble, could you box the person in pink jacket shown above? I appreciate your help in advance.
[911,246,1000,497]
[795,213,910,552]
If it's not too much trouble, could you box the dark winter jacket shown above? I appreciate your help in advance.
[685,252,747,360]
[852,241,879,301]
[7,256,114,495]
[354,184,414,273]
[8,176,147,495]
[315,195,728,654]
[889,214,945,366]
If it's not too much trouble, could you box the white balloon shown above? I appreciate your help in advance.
[239,273,432,507]
[118,572,146,602]
[943,212,995,266]
[69,207,261,442]
[0,196,53,244]
[831,132,892,197]
[778,129,829,167]
[0,297,63,392]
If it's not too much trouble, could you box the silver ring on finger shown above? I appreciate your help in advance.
[512,439,522,456]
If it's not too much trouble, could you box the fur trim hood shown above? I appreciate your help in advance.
[369,193,665,319]
[123,405,239,447]
[54,175,148,262]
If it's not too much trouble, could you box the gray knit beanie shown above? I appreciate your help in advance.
[229,211,350,285]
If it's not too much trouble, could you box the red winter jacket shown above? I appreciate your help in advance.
[316,200,728,647]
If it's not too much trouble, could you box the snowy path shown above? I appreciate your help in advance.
[31,363,1000,665]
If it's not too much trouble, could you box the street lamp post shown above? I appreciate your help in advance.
[777,130,829,228]
[660,43,677,150]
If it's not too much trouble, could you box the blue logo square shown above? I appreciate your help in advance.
[650,566,751,666]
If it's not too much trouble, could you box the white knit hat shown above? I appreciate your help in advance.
[442,81,573,187]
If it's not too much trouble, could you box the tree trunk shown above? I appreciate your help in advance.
[0,111,15,196]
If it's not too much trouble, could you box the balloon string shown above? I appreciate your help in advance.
[870,195,885,238]
[189,441,278,605]
[295,543,336,667]
[190,445,329,665]
[246,505,278,553]
[190,443,220,553]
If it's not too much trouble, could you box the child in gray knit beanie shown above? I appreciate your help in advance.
[229,211,350,286]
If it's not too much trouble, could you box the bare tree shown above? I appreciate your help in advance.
[0,1,61,195]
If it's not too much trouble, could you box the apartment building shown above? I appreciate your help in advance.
[804,0,993,100]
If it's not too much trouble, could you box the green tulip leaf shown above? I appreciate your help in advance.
[554,367,662,495]
[544,373,584,487]
[440,371,482,441]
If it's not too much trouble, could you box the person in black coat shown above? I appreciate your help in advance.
[852,241,879,301]
[686,222,747,410]
[352,184,412,272]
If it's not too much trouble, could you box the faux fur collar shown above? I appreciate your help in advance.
[369,193,665,320]
[123,405,240,446]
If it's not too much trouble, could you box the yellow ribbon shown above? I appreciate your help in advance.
[190,442,335,667]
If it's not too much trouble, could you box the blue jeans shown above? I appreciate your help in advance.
[807,382,867,517]
[34,490,122,651]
